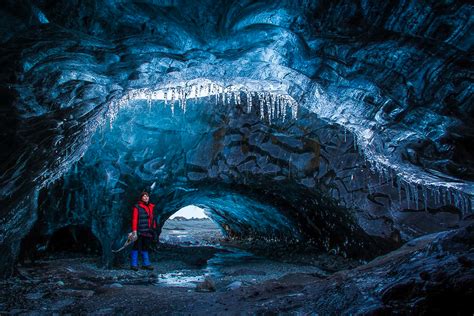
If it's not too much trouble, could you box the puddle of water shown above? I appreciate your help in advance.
[156,271,206,287]
[154,247,263,288]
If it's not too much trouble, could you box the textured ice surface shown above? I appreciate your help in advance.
[0,0,473,276]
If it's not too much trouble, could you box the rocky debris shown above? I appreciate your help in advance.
[108,282,123,288]
[228,269,266,276]
[195,276,216,292]
[25,292,45,300]
[57,289,95,298]
[0,225,472,314]
[225,281,242,291]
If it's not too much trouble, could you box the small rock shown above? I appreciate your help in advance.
[58,289,95,298]
[51,298,75,310]
[56,280,65,287]
[226,281,242,291]
[109,282,123,288]
[419,271,430,281]
[25,292,45,300]
[195,276,216,292]
[93,307,114,315]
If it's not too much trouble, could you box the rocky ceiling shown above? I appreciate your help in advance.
[0,0,472,276]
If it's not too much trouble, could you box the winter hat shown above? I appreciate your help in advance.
[140,191,149,199]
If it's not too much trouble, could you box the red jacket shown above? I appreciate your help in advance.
[132,201,157,232]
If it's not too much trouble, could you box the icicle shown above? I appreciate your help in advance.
[438,187,442,205]
[413,184,419,210]
[454,190,460,209]
[268,94,272,120]
[397,177,402,207]
[182,90,187,113]
[176,87,182,110]
[405,181,410,209]
[382,167,388,185]
[463,194,469,213]
[460,192,466,213]
[147,92,152,110]
[264,93,268,121]
[274,95,279,119]
[246,91,252,113]
[258,93,264,120]
[281,97,286,122]
[422,186,428,211]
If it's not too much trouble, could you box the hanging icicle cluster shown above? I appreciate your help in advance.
[106,80,298,126]
[316,85,473,216]
[360,150,473,215]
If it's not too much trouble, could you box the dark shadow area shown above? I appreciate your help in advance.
[47,225,102,256]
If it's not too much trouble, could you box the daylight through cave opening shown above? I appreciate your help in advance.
[159,205,224,246]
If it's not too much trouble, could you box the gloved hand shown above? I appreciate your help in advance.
[129,231,138,242]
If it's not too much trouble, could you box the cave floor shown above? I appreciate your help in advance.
[0,243,357,315]
[1,225,473,315]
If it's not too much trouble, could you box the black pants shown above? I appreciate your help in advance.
[132,235,152,252]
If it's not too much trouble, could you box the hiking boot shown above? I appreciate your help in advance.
[130,266,139,271]
[142,265,154,271]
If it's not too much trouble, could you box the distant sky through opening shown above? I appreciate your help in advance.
[169,205,209,219]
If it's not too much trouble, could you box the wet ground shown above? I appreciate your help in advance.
[0,246,356,315]
[3,220,470,315]
[0,219,359,314]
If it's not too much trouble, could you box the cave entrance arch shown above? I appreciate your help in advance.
[159,205,224,246]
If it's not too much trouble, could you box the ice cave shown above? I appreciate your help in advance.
[0,0,472,314]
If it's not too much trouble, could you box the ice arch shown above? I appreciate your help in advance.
[0,0,472,277]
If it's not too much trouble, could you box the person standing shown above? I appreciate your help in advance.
[130,191,156,270]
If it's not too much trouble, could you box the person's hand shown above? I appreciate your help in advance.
[129,231,138,241]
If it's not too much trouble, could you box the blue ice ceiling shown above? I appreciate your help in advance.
[0,0,472,275]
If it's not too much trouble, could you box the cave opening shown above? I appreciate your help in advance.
[159,205,225,246]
